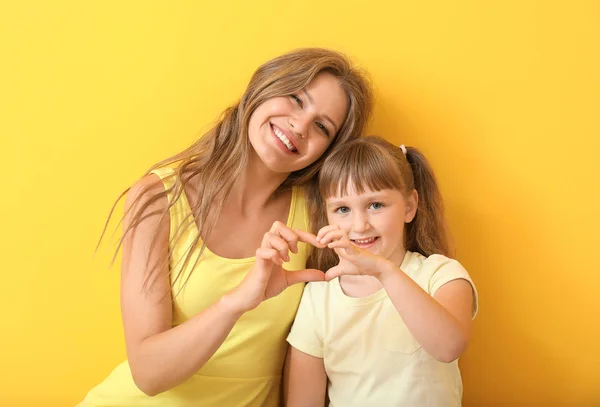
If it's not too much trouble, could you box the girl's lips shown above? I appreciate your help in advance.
[351,236,379,249]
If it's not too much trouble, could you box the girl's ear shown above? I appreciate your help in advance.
[404,189,418,223]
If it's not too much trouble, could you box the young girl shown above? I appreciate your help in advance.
[285,136,478,406]
[78,48,373,407]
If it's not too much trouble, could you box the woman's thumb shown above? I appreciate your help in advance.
[284,268,325,286]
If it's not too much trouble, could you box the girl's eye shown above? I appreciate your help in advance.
[335,206,350,214]
[290,94,303,108]
[369,202,384,210]
[316,122,331,137]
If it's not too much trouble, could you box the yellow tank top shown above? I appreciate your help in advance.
[79,167,310,407]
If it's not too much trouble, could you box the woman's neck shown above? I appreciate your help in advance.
[228,153,290,212]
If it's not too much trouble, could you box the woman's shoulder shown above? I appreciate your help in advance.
[124,173,171,220]
[126,166,180,204]
[292,185,306,201]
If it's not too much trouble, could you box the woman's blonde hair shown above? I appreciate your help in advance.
[102,48,373,290]
[307,135,451,271]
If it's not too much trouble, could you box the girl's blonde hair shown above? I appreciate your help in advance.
[307,135,451,271]
[102,48,373,290]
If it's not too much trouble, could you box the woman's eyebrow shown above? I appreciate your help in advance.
[302,89,339,133]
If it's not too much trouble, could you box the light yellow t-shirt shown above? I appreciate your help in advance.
[79,167,310,407]
[287,250,479,407]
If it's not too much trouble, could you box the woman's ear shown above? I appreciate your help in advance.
[404,189,418,223]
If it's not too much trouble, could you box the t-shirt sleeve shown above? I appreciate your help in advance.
[428,256,479,319]
[286,282,324,358]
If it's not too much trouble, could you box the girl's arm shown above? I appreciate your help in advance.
[284,346,327,407]
[321,226,474,363]
[377,260,474,363]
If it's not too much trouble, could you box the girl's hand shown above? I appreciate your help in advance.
[226,222,325,313]
[317,225,390,281]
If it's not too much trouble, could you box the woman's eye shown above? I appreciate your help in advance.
[335,206,350,214]
[290,94,303,108]
[316,122,330,137]
[369,202,384,210]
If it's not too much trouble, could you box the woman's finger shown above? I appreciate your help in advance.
[262,233,291,262]
[293,229,325,248]
[270,221,299,254]
[283,268,326,286]
[256,247,284,266]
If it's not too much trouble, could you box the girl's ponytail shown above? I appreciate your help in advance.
[404,147,452,257]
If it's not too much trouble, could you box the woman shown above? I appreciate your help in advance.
[79,48,373,406]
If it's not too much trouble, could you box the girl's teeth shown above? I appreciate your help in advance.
[355,237,376,244]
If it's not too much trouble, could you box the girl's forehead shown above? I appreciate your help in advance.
[326,180,397,200]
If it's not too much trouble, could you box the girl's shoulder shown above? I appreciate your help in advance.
[404,251,464,273]
[403,251,471,287]
[405,251,477,315]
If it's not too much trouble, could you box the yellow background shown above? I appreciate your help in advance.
[1,1,598,406]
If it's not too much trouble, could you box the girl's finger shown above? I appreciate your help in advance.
[319,229,348,246]
[336,242,362,259]
[316,224,340,242]
[327,239,351,250]
[324,264,357,281]
[293,229,325,248]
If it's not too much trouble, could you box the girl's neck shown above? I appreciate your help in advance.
[338,248,408,298]
[339,275,383,298]
[387,247,408,268]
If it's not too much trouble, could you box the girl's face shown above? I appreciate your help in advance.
[247,72,349,174]
[325,181,418,266]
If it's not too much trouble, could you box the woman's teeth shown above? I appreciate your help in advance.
[273,126,296,152]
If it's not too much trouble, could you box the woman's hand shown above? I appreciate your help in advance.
[317,224,391,281]
[225,221,325,313]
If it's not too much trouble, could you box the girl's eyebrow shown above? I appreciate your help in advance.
[326,191,390,207]
[326,198,347,208]
[362,192,388,200]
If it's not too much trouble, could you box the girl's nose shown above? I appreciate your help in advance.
[352,212,370,233]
